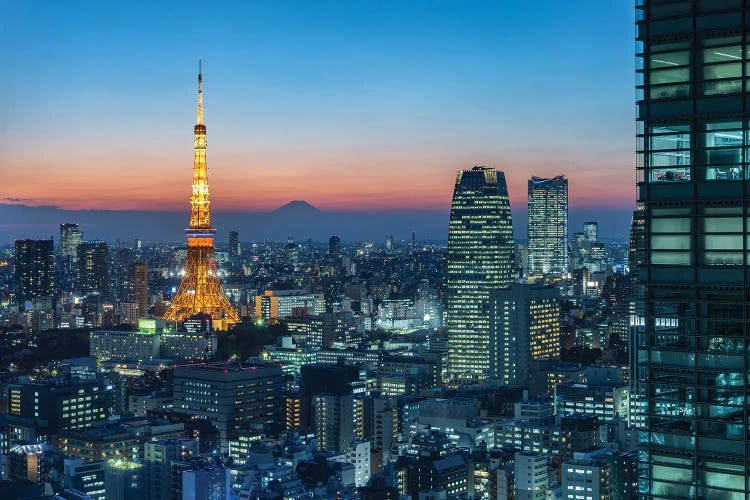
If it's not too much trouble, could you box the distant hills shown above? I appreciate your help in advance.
[0,201,633,244]
[0,201,448,244]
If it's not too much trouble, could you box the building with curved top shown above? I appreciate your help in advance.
[447,166,515,382]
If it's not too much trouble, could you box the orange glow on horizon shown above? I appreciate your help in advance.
[2,145,634,213]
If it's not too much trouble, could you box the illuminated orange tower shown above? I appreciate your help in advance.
[163,63,239,328]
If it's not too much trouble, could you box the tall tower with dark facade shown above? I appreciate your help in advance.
[328,235,341,257]
[134,262,148,319]
[77,241,109,297]
[447,166,514,381]
[163,64,239,328]
[228,231,240,260]
[636,3,750,497]
[527,175,568,276]
[14,239,55,307]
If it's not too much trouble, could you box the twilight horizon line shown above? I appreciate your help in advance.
[0,197,636,214]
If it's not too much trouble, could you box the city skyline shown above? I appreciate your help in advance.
[2,1,635,216]
[0,3,667,499]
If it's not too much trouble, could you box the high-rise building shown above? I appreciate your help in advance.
[627,204,646,431]
[112,247,135,302]
[14,239,55,308]
[514,451,549,500]
[163,64,239,328]
[362,396,398,471]
[144,438,199,500]
[583,221,598,243]
[447,166,515,381]
[104,459,146,500]
[172,362,282,449]
[229,231,240,259]
[527,175,568,275]
[489,283,560,386]
[636,3,750,498]
[329,235,341,256]
[59,223,83,291]
[77,241,109,297]
[60,223,83,259]
[228,230,240,260]
[134,263,148,318]
[312,393,362,452]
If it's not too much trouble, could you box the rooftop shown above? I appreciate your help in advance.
[107,458,143,470]
[175,361,281,373]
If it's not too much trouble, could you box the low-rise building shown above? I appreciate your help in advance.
[173,362,283,449]
[555,381,629,422]
[63,458,106,500]
[255,289,325,320]
[160,331,216,360]
[7,378,109,433]
[92,319,215,362]
[55,418,185,462]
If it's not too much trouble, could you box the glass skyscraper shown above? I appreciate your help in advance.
[59,223,83,292]
[636,2,750,498]
[527,175,569,276]
[447,166,514,381]
[59,223,83,261]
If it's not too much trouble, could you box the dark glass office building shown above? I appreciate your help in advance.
[14,239,55,307]
[636,2,750,498]
[77,240,110,297]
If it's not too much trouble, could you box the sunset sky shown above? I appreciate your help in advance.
[1,1,635,214]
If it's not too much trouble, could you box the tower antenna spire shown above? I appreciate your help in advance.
[197,59,203,125]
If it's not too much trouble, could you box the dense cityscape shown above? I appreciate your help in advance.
[4,1,746,499]
[0,67,635,499]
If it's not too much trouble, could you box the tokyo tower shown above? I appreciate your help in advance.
[163,63,240,328]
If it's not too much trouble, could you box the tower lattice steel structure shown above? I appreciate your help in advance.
[163,64,239,327]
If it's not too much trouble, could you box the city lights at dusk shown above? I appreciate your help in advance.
[2,2,740,499]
